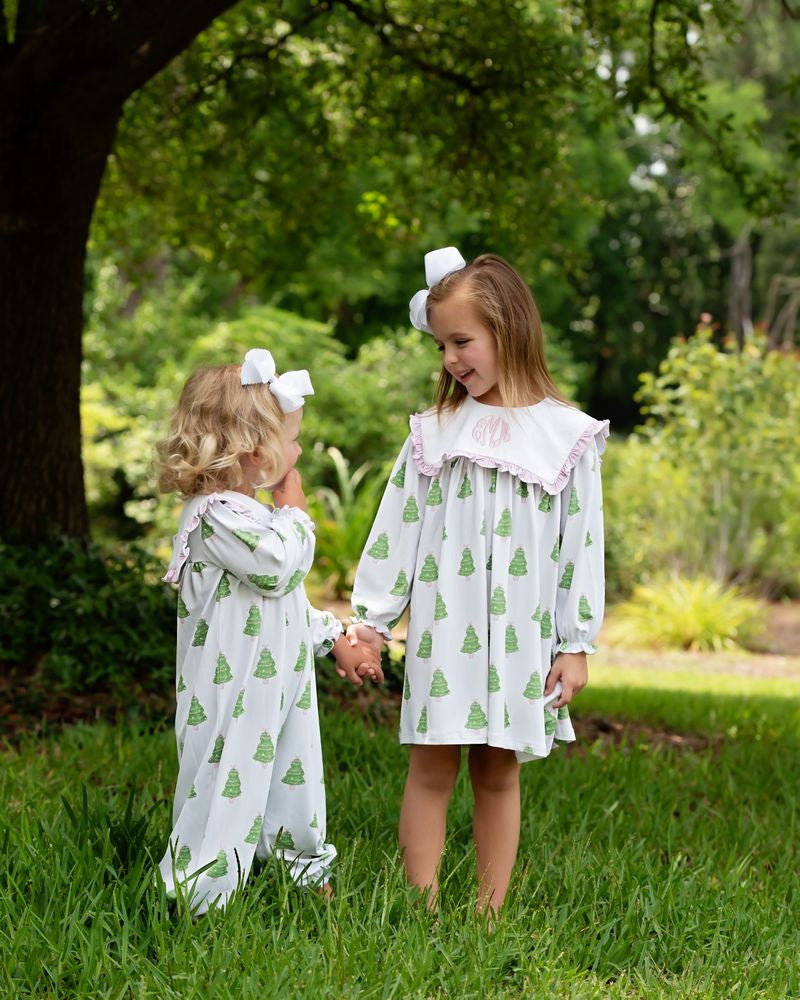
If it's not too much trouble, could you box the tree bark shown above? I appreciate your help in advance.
[0,0,239,539]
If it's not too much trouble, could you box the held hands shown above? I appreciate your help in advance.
[345,623,385,680]
[331,634,384,687]
[271,469,307,513]
[545,651,588,709]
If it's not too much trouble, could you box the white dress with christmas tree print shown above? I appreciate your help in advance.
[158,491,341,913]
[351,397,608,762]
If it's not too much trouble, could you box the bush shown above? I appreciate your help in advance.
[606,574,765,652]
[0,537,175,693]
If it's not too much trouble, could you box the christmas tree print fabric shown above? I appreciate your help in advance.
[159,491,340,913]
[351,398,607,763]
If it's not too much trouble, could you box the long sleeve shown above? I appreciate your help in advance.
[199,499,316,598]
[308,605,343,656]
[351,436,427,638]
[554,439,605,654]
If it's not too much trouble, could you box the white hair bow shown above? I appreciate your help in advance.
[240,349,314,413]
[408,246,467,334]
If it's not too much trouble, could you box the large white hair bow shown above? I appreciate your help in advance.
[408,246,467,334]
[240,349,314,413]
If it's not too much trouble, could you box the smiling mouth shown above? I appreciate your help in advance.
[455,369,474,383]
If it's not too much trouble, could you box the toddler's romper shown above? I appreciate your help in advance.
[158,491,341,912]
[352,397,608,761]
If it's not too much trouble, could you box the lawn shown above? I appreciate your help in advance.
[2,666,799,999]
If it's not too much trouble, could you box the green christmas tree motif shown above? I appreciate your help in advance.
[244,815,262,845]
[488,664,501,693]
[191,561,207,573]
[390,570,409,596]
[243,604,261,637]
[310,813,319,829]
[390,462,406,488]
[494,507,512,537]
[215,571,231,601]
[208,734,224,764]
[387,613,403,630]
[504,703,510,729]
[253,731,275,764]
[213,653,233,685]
[457,473,473,499]
[403,674,411,701]
[176,845,192,872]
[354,603,368,619]
[295,520,307,543]
[402,497,420,523]
[540,610,553,638]
[416,630,433,659]
[465,701,488,729]
[509,547,528,578]
[418,554,439,583]
[516,481,529,500]
[294,642,308,672]
[430,669,450,698]
[434,592,448,621]
[532,605,542,624]
[544,713,557,736]
[232,689,245,719]
[177,674,186,694]
[282,758,306,786]
[585,531,593,547]
[176,592,190,619]
[255,647,277,680]
[578,595,593,622]
[296,681,312,710]
[489,469,497,493]
[426,479,443,506]
[207,850,228,878]
[200,517,214,540]
[191,618,209,647]
[490,586,507,616]
[523,672,543,700]
[284,569,305,594]
[461,624,481,655]
[458,547,475,577]
[188,784,197,799]
[416,707,428,734]
[233,528,261,552]
[480,514,486,536]
[247,573,278,591]
[558,705,570,720]
[505,624,519,653]
[549,539,560,562]
[442,525,448,541]
[367,532,390,560]
[538,493,552,513]
[486,553,493,571]
[275,830,295,850]
[188,696,208,728]
[222,767,242,800]
[568,486,581,515]
[559,561,575,590]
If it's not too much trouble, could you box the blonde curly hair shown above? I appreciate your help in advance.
[156,364,287,497]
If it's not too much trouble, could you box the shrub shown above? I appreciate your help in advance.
[606,574,765,652]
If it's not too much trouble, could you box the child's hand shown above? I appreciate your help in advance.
[345,622,384,655]
[331,635,384,686]
[545,651,588,708]
[271,469,307,513]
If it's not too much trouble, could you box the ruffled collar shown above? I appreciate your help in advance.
[410,397,609,494]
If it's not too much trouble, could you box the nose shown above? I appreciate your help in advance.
[443,343,459,369]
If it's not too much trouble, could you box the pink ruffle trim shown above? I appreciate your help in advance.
[409,413,610,494]
[163,496,313,584]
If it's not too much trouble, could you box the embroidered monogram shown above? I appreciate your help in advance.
[472,416,510,448]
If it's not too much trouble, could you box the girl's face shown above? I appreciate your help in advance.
[280,409,303,474]
[240,409,303,494]
[430,292,501,406]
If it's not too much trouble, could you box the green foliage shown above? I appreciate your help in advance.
[0,536,174,692]
[604,324,800,598]
[608,574,765,652]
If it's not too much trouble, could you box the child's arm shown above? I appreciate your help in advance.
[198,493,315,598]
[547,439,605,707]
[349,435,426,644]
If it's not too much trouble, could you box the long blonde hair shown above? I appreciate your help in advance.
[427,253,568,413]
[156,364,287,497]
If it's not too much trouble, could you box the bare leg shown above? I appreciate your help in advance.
[468,745,520,912]
[398,745,461,905]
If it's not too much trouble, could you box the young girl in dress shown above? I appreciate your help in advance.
[348,248,608,912]
[156,348,381,914]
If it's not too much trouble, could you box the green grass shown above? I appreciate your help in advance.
[2,668,799,999]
